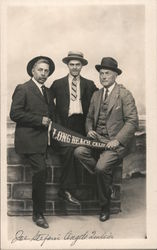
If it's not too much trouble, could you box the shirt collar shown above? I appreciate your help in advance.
[32,77,45,89]
[104,82,116,94]
[68,74,80,81]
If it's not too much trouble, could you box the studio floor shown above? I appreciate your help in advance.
[7,177,146,245]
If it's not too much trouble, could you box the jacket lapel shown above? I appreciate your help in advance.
[94,88,103,126]
[62,76,70,113]
[29,79,47,103]
[64,75,70,99]
[107,83,119,115]
[80,76,86,99]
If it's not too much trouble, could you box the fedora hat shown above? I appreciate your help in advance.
[27,56,55,77]
[95,57,122,75]
[62,51,88,66]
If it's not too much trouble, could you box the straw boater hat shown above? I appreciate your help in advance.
[27,56,55,77]
[62,51,88,66]
[95,57,122,75]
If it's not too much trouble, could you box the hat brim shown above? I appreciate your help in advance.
[62,56,88,66]
[27,56,55,77]
[95,65,122,75]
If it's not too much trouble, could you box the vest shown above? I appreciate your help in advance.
[96,94,110,138]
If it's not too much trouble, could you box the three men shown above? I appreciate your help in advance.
[10,54,138,226]
[10,56,55,228]
[50,51,97,205]
[74,57,138,222]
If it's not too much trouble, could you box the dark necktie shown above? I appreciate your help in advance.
[41,85,48,104]
[104,88,109,101]
[71,77,77,101]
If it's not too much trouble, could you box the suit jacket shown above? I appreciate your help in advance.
[50,75,97,128]
[86,83,139,156]
[10,79,55,154]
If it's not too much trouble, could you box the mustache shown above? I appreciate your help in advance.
[39,77,46,80]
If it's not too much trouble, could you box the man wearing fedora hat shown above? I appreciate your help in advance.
[74,57,138,221]
[50,51,97,205]
[10,56,56,228]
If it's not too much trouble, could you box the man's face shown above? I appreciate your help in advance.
[32,62,50,84]
[67,60,82,77]
[99,69,117,88]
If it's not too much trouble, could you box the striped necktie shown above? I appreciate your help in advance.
[71,77,77,101]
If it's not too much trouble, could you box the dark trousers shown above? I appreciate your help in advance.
[59,146,78,192]
[74,147,122,207]
[67,114,85,136]
[59,114,85,193]
[25,153,47,214]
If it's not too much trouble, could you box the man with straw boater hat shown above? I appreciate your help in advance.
[10,56,56,228]
[74,57,138,222]
[50,51,97,205]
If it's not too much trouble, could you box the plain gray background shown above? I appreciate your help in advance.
[7,4,145,115]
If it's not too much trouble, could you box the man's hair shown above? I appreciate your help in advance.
[33,59,50,69]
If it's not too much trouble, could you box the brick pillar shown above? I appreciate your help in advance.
[7,118,135,216]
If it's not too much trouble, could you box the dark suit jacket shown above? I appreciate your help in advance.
[50,75,97,128]
[86,84,139,157]
[10,79,55,154]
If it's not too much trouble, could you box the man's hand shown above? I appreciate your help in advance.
[87,130,99,140]
[42,116,51,127]
[106,139,120,150]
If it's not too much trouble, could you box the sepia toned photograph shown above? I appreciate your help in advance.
[1,0,157,249]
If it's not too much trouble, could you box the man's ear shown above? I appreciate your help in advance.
[31,67,34,76]
[115,72,118,78]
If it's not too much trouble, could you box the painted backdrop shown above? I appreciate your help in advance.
[7,3,145,115]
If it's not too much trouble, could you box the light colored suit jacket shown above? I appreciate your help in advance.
[86,83,138,152]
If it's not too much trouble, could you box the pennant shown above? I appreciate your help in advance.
[48,121,108,149]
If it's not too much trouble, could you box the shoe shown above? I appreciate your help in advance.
[99,206,110,222]
[32,213,37,222]
[33,213,49,229]
[58,190,80,206]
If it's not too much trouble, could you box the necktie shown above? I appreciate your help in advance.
[71,77,77,101]
[104,88,109,101]
[41,85,48,104]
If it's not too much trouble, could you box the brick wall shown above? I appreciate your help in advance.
[7,118,146,216]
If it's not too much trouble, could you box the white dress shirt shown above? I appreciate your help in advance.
[68,74,83,116]
[103,82,116,100]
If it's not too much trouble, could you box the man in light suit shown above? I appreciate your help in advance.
[74,57,138,221]
[10,56,55,228]
[50,51,97,205]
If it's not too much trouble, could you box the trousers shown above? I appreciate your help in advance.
[74,146,122,206]
[58,114,85,193]
[25,153,47,214]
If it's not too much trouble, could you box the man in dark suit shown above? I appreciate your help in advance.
[10,56,55,228]
[50,51,97,205]
[74,57,139,221]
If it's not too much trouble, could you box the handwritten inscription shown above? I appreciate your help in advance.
[11,230,113,246]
